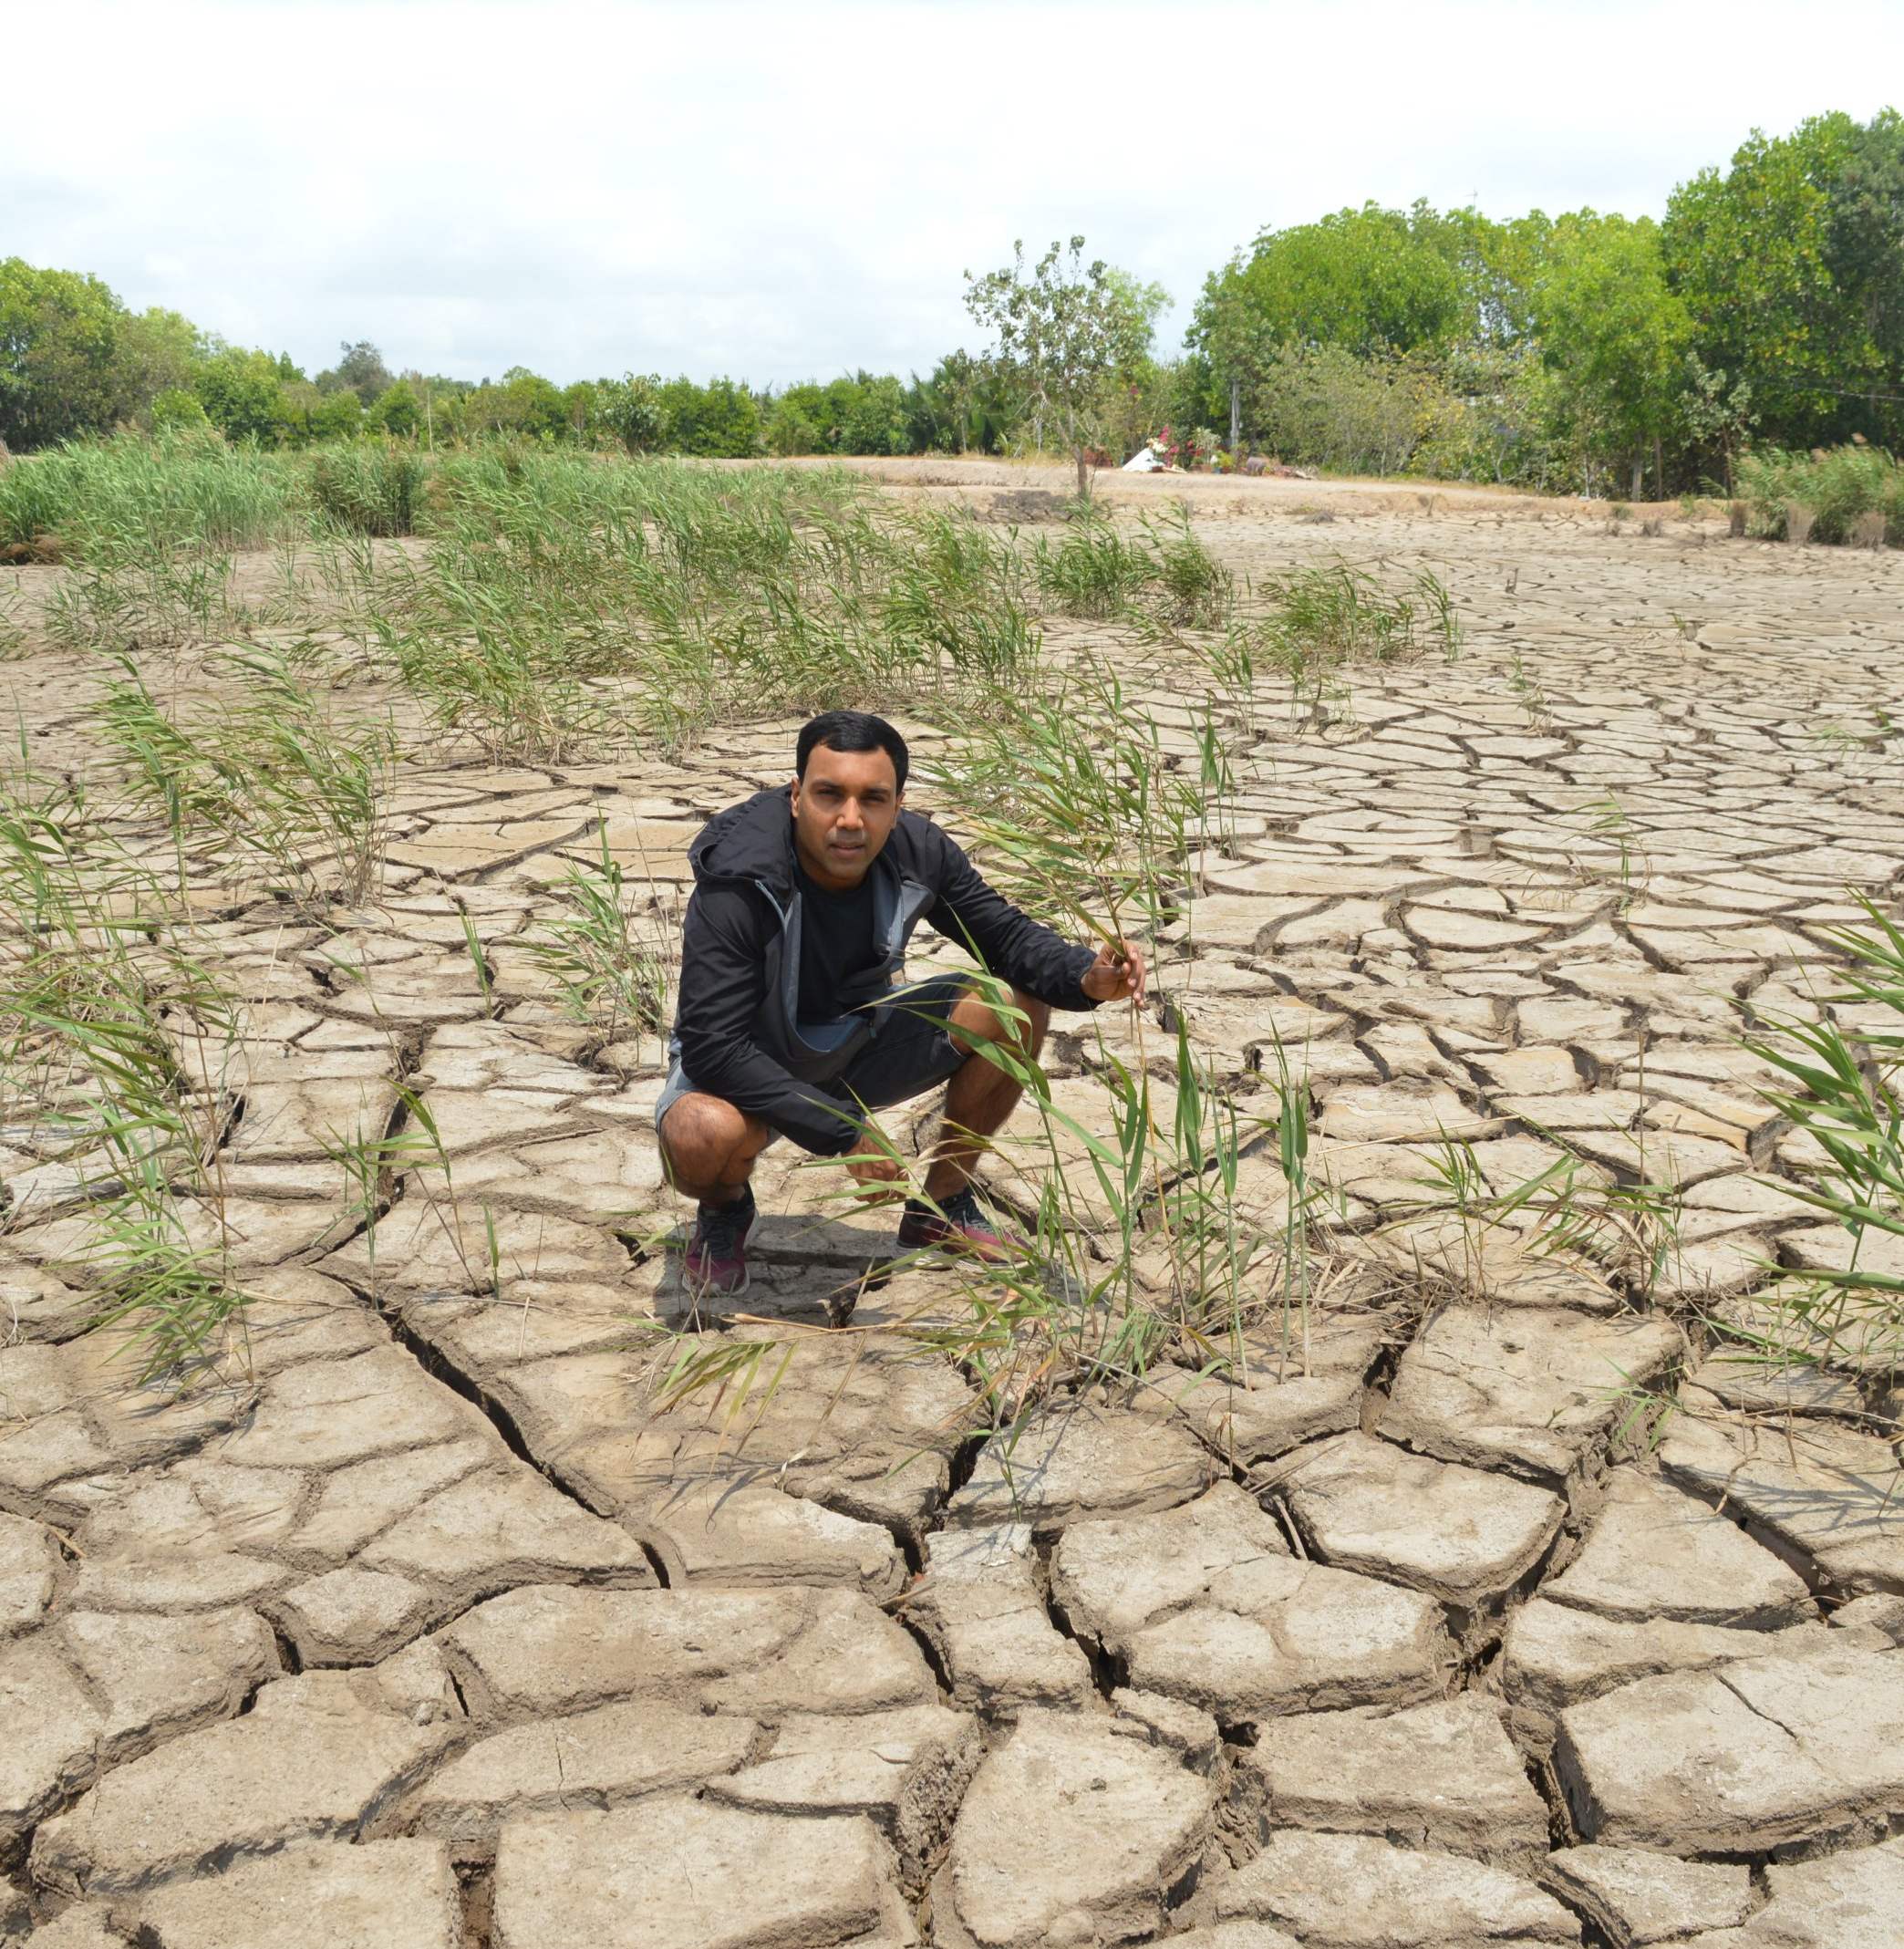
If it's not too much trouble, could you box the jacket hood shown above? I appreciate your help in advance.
[688,787,799,899]
[688,786,929,903]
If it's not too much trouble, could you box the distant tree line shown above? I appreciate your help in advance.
[0,270,1030,465]
[2,109,1897,495]
[1185,109,1904,495]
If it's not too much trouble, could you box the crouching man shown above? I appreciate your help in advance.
[656,710,1146,1294]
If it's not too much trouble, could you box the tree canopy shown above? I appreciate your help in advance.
[1662,110,1904,448]
[965,237,1165,493]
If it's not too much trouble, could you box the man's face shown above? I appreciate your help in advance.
[790,743,901,890]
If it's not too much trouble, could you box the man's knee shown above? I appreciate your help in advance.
[1013,990,1050,1055]
[659,1093,758,1181]
[950,984,1048,1060]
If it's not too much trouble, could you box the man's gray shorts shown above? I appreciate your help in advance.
[653,974,975,1140]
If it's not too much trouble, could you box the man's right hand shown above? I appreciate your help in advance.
[843,1133,906,1205]
[1081,937,1149,1006]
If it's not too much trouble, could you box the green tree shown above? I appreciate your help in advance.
[366,378,421,439]
[657,376,761,458]
[464,366,569,441]
[561,379,602,441]
[0,260,198,449]
[1525,213,1690,497]
[318,340,395,406]
[193,344,294,444]
[1187,202,1490,451]
[1824,110,1904,438]
[117,308,200,417]
[906,350,1013,454]
[310,387,365,442]
[1661,113,1899,447]
[599,373,668,452]
[964,236,1159,495]
[764,379,833,455]
[835,372,912,455]
[1679,352,1757,492]
[765,371,916,457]
[1195,202,1468,358]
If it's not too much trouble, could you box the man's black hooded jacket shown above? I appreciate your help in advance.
[673,786,1101,1156]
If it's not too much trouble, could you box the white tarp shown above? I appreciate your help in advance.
[1121,445,1164,472]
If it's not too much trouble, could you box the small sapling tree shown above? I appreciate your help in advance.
[965,237,1156,498]
[600,372,669,454]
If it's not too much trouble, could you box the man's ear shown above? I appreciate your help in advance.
[789,774,802,815]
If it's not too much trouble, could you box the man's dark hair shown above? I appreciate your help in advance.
[795,710,909,793]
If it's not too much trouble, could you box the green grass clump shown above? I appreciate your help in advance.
[1143,506,1232,627]
[521,827,672,1048]
[309,443,427,536]
[923,656,1201,943]
[0,760,252,1381]
[1032,509,1154,617]
[1258,558,1458,665]
[1742,896,1904,1380]
[95,646,393,904]
[4,434,303,648]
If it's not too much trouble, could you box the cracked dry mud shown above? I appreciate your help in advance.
[5,469,1904,1946]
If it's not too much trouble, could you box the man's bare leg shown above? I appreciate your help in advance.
[660,1092,772,1295]
[659,1092,771,1207]
[921,985,1049,1202]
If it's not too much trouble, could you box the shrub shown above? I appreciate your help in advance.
[1250,343,1428,475]
[657,377,761,458]
[365,379,421,439]
[1739,443,1904,544]
[150,389,211,434]
[598,375,669,453]
[1142,505,1230,626]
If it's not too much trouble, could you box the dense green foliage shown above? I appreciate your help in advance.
[2,108,1898,503]
[0,262,196,450]
[1664,111,1904,451]
[1188,109,1903,493]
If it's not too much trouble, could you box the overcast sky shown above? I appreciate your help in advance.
[6,1,1900,388]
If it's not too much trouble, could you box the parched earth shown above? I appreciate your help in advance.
[4,469,1904,1947]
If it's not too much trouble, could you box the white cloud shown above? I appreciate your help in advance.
[5,0,1899,384]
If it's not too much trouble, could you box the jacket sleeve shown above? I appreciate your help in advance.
[673,883,865,1156]
[921,827,1102,1011]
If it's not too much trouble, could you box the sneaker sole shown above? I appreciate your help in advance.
[685,1264,750,1297]
[897,1228,1012,1263]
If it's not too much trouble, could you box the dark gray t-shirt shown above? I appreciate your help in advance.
[793,865,879,1024]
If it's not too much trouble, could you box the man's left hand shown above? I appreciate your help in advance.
[1081,938,1148,1006]
[843,1133,907,1205]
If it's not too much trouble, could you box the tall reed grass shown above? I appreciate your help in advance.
[0,432,302,557]
[0,757,250,1379]
[360,453,1036,759]
[95,647,394,904]
[1741,897,1904,1384]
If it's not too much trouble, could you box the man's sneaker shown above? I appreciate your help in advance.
[685,1187,755,1295]
[896,1188,1016,1262]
